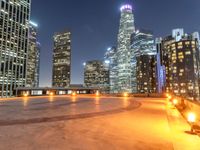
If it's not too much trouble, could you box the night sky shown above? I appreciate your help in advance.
[31,0,200,87]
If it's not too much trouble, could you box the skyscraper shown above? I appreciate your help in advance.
[26,21,40,87]
[136,55,157,94]
[116,4,135,93]
[84,60,109,93]
[0,0,31,97]
[130,29,156,92]
[104,47,118,93]
[158,29,200,100]
[52,30,71,88]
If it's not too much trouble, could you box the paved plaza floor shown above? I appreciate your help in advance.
[0,95,199,150]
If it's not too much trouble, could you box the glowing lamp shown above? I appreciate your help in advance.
[188,113,196,123]
[123,92,128,97]
[23,93,28,97]
[49,92,54,96]
[72,92,76,96]
[96,91,100,97]
[172,99,178,105]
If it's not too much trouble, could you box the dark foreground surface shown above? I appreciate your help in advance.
[0,96,199,150]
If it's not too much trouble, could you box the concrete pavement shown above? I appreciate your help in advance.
[0,96,199,150]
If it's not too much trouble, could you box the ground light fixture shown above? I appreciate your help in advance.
[49,92,54,96]
[172,98,178,105]
[187,112,196,133]
[123,92,128,97]
[23,92,29,97]
[96,91,100,97]
[72,92,77,96]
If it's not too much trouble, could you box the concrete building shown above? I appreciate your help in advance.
[104,47,118,93]
[26,21,40,87]
[0,0,31,97]
[84,60,109,93]
[157,29,200,100]
[52,30,71,88]
[116,4,135,93]
[136,55,157,94]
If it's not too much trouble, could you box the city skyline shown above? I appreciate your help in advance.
[31,0,200,87]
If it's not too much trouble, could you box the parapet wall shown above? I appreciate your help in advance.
[175,98,200,126]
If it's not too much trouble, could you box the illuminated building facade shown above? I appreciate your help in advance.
[52,30,71,88]
[26,21,40,87]
[136,55,157,93]
[0,0,31,97]
[130,29,156,92]
[158,29,200,100]
[116,4,135,93]
[84,60,109,93]
[104,47,118,93]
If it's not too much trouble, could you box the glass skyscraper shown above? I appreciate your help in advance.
[26,21,40,87]
[52,30,71,88]
[104,47,118,93]
[116,4,135,93]
[84,60,109,93]
[0,0,31,97]
[130,29,156,93]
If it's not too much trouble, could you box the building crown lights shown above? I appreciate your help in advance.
[120,4,132,12]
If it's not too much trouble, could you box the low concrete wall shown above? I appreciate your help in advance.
[101,93,165,98]
[175,98,200,126]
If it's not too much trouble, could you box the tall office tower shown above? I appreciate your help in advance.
[130,29,156,92]
[104,47,118,93]
[156,38,165,94]
[26,21,40,87]
[84,60,109,93]
[52,31,71,88]
[136,55,157,94]
[116,4,135,93]
[0,0,31,97]
[158,29,200,100]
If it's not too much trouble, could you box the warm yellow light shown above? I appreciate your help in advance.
[72,92,76,96]
[166,93,172,99]
[172,99,178,105]
[23,93,28,97]
[96,91,100,97]
[123,92,128,97]
[166,93,169,97]
[49,92,54,96]
[188,113,196,123]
